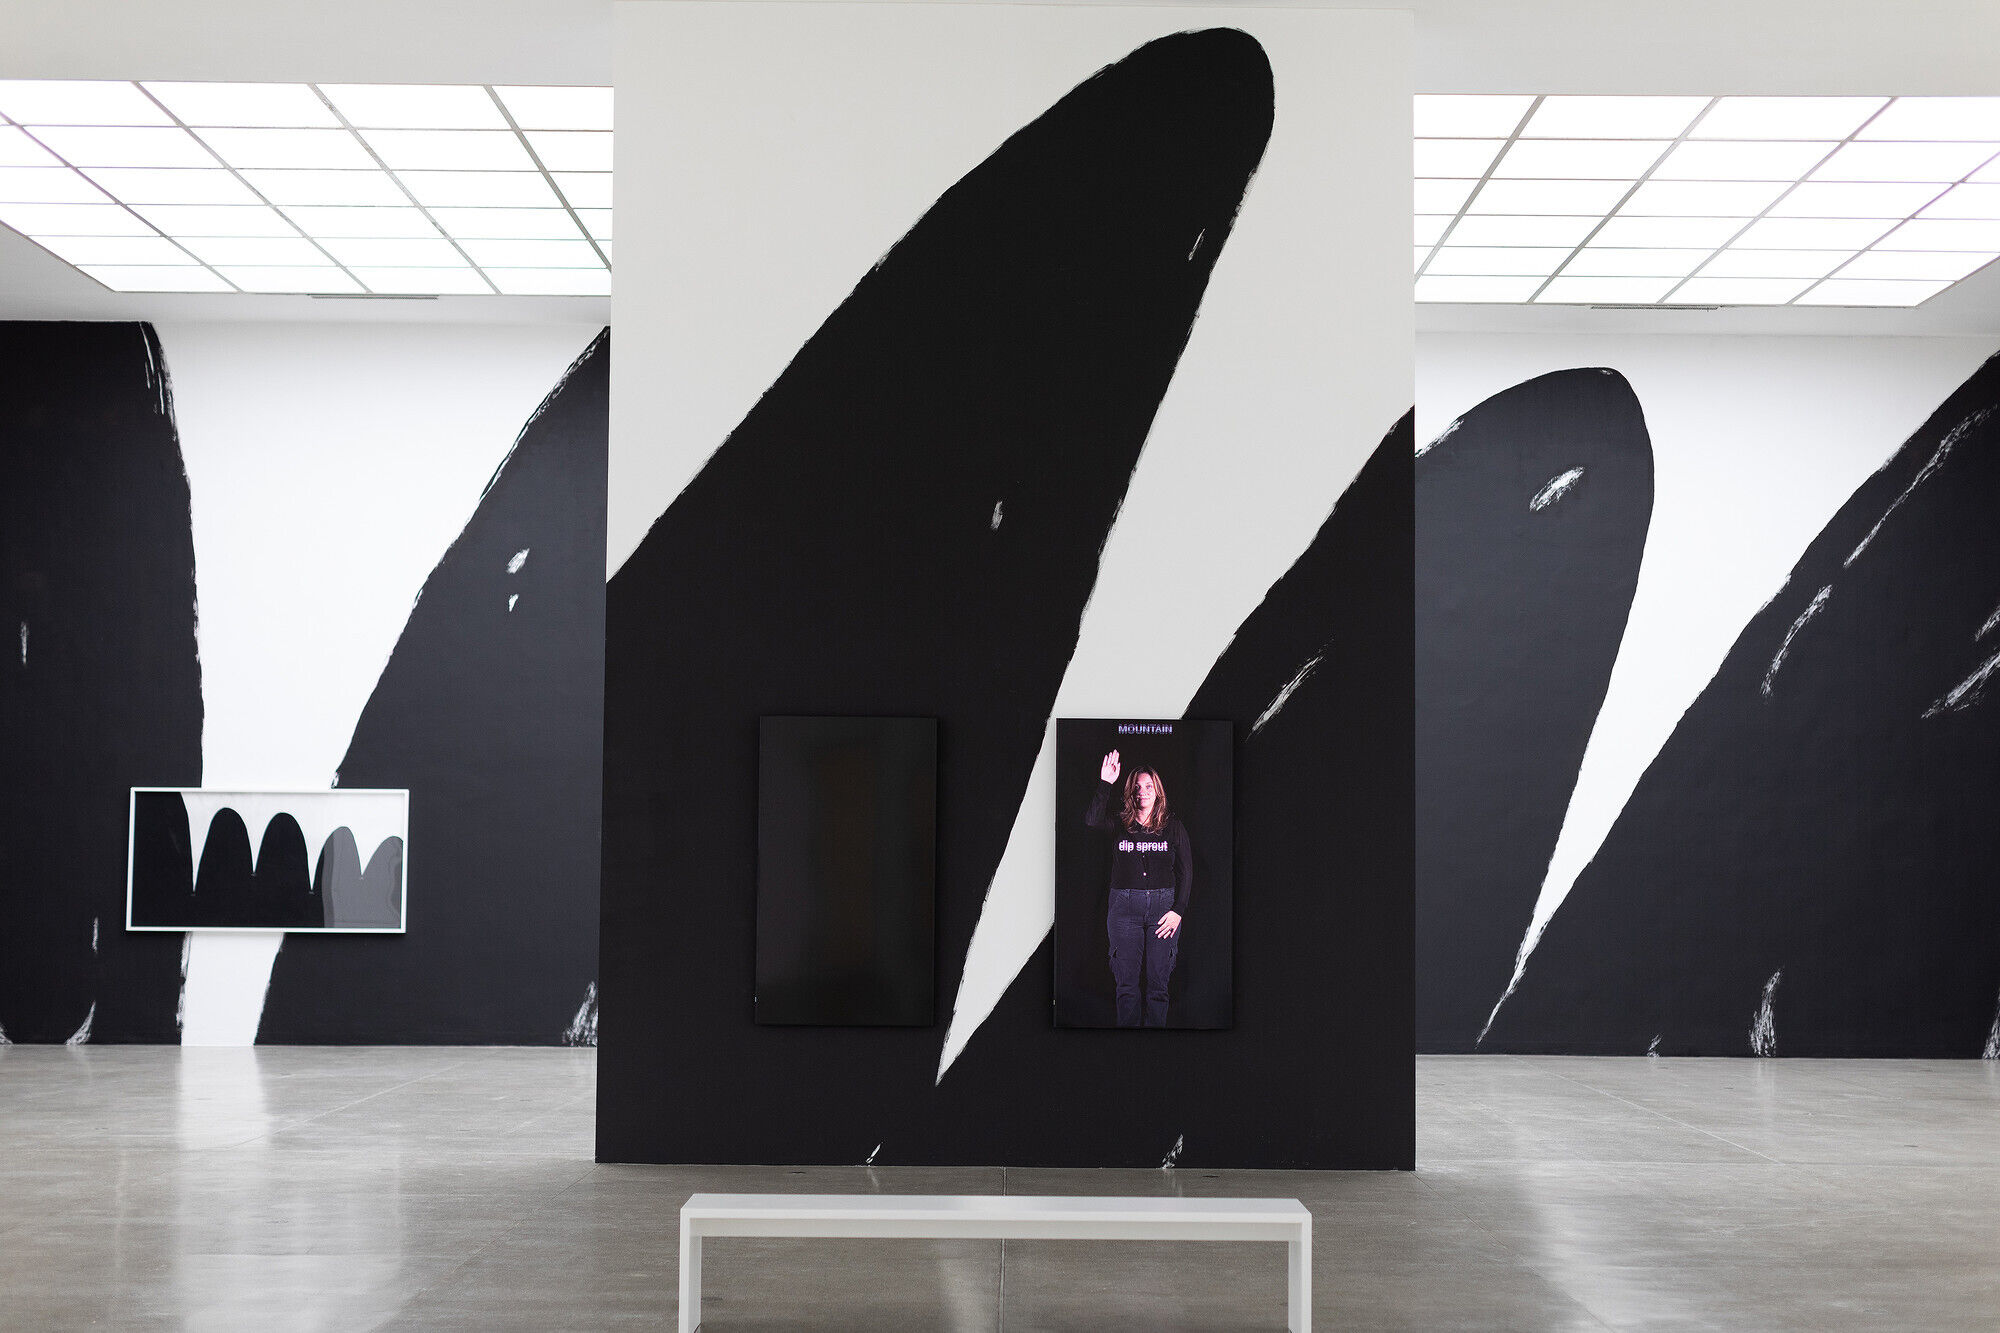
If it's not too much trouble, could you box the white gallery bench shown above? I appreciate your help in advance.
[678,1192,1312,1332]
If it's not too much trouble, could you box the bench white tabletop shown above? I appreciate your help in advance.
[683,1193,1310,1223]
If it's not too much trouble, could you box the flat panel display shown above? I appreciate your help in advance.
[756,717,937,1025]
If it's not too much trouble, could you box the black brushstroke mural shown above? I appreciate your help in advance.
[1487,353,2000,1056]
[597,31,1315,1165]
[0,322,201,1044]
[1415,370,1653,1052]
[259,329,609,1043]
[913,415,1414,1168]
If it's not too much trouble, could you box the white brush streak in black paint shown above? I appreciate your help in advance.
[1761,585,1832,699]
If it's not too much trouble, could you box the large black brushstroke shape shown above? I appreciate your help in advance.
[259,330,608,1042]
[1489,353,2000,1056]
[921,415,1414,1168]
[129,792,198,928]
[1415,370,1653,1052]
[0,322,201,1043]
[597,30,1276,1163]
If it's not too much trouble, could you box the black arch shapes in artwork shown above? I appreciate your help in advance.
[0,322,202,1043]
[1414,369,1654,1052]
[251,813,316,928]
[313,827,362,930]
[1488,352,2000,1056]
[924,413,1415,1170]
[194,808,255,929]
[129,791,198,929]
[259,329,608,1043]
[596,30,1275,1164]
[357,837,404,930]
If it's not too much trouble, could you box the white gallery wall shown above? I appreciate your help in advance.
[156,320,600,1043]
[1419,330,1998,982]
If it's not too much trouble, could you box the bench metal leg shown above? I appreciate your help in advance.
[1288,1225,1311,1333]
[679,1222,703,1333]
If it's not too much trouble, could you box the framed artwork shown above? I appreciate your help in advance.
[127,788,408,932]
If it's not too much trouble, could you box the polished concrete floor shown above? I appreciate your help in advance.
[2,1049,1996,1331]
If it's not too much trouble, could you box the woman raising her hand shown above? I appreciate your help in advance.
[1084,748,1193,1027]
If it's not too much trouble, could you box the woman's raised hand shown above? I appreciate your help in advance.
[1100,749,1121,784]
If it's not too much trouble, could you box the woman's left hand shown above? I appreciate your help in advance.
[1154,911,1181,939]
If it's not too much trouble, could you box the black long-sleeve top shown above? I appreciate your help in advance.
[1084,780,1192,916]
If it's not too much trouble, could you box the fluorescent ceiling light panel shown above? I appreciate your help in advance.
[1414,214,1451,245]
[142,82,338,128]
[0,202,154,235]
[1492,139,1666,179]
[1522,96,1706,139]
[1414,179,1475,213]
[1696,248,1850,279]
[1858,98,2000,141]
[485,268,611,296]
[178,235,327,266]
[275,205,441,238]
[80,167,256,205]
[1620,180,1788,216]
[29,126,215,168]
[1917,183,2000,219]
[1414,274,1542,302]
[523,131,611,172]
[555,173,611,209]
[1590,216,1750,248]
[1414,139,1503,178]
[216,265,360,294]
[574,207,611,240]
[1838,250,1997,281]
[1412,95,1532,139]
[1770,182,1948,217]
[427,207,582,240]
[317,236,465,267]
[1693,97,1886,140]
[196,127,374,170]
[240,169,407,206]
[1469,179,1632,215]
[1732,216,1895,249]
[0,127,62,167]
[1652,140,1836,181]
[396,170,558,208]
[133,203,300,236]
[1423,246,1572,276]
[0,168,110,204]
[80,265,230,291]
[1879,218,2000,250]
[32,235,195,265]
[320,84,506,129]
[460,238,601,268]
[1535,276,1679,304]
[1560,247,1710,277]
[1444,214,1599,247]
[360,129,533,171]
[1812,141,2000,183]
[494,86,613,132]
[1668,276,1816,304]
[1796,278,1950,305]
[352,266,493,294]
[0,80,170,126]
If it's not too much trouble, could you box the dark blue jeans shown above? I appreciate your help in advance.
[1107,887,1178,1027]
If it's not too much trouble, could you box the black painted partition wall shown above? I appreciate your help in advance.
[0,322,202,1045]
[598,30,1415,1168]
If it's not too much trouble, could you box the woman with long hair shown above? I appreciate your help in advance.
[1084,748,1193,1027]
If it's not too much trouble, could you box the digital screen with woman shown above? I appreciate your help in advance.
[1054,719,1233,1029]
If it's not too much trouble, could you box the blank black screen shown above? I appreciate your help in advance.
[756,717,937,1025]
